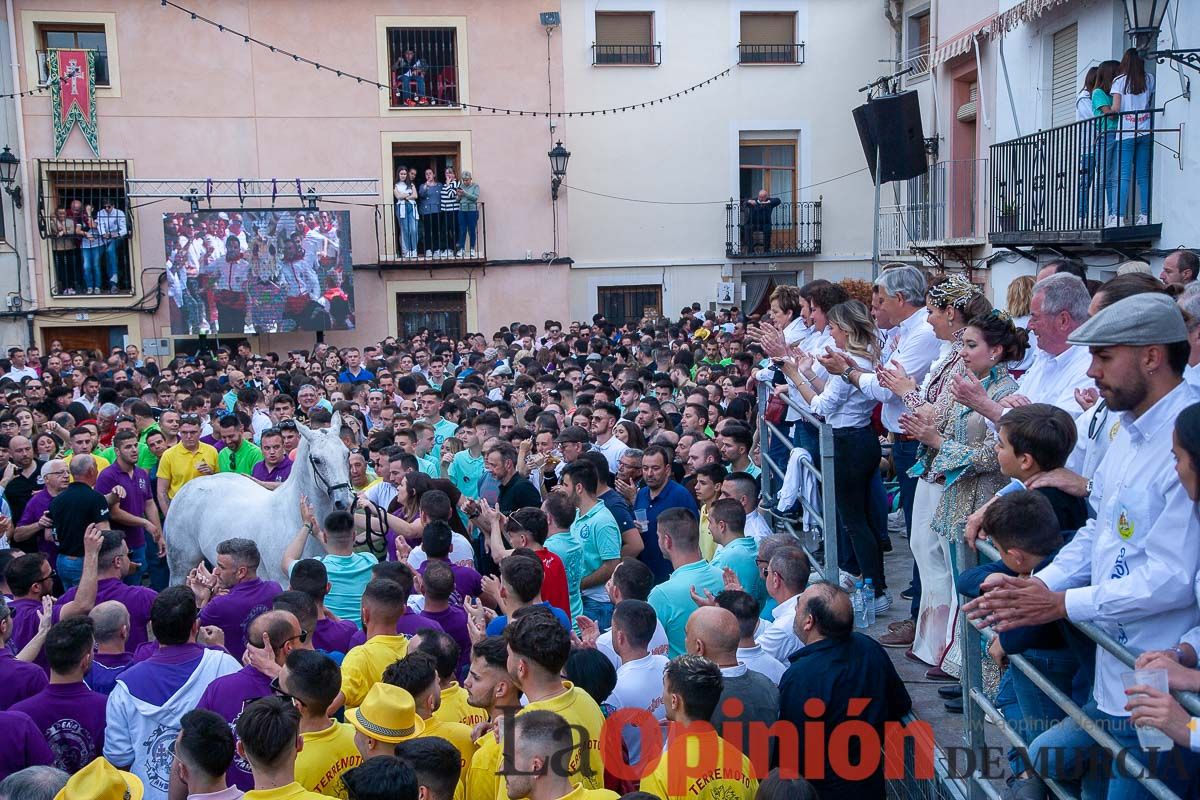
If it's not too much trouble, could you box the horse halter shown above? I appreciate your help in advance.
[309,452,353,498]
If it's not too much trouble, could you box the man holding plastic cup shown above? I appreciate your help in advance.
[963,294,1200,798]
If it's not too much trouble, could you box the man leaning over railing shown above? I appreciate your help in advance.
[743,189,781,254]
[964,294,1200,800]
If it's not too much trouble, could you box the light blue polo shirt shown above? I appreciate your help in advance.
[417,454,441,479]
[712,535,765,607]
[449,450,485,499]
[648,559,725,657]
[545,530,585,625]
[431,418,459,461]
[571,501,622,603]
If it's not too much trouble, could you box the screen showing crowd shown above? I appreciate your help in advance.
[162,209,355,335]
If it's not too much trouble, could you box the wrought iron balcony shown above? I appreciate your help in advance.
[726,199,821,258]
[373,201,485,265]
[592,43,661,66]
[737,43,805,65]
[988,110,1161,246]
[880,159,987,256]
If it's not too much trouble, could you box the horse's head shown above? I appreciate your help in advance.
[294,414,354,511]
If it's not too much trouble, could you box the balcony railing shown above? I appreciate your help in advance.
[737,43,805,65]
[881,158,988,256]
[592,43,661,66]
[988,110,1161,245]
[374,201,486,265]
[726,199,820,258]
[37,49,111,87]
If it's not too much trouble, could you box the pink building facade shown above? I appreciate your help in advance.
[8,0,570,355]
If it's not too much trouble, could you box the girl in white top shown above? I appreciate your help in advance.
[1110,48,1155,224]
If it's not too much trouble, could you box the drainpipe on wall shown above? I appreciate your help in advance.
[7,0,39,346]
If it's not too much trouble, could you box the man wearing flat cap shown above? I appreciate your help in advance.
[964,293,1200,799]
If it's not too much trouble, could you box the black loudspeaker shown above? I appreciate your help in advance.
[852,91,927,183]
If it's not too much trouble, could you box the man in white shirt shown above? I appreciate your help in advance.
[97,200,128,292]
[4,347,39,382]
[953,273,1093,421]
[590,402,629,474]
[595,559,669,667]
[720,472,771,542]
[717,588,787,683]
[601,599,668,766]
[756,547,809,662]
[964,293,1200,800]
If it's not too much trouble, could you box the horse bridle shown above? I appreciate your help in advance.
[309,453,353,498]
[310,451,390,557]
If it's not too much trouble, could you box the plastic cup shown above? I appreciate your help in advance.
[634,509,649,532]
[1121,668,1175,751]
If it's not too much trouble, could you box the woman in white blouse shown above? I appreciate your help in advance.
[770,299,890,609]
[1110,48,1155,225]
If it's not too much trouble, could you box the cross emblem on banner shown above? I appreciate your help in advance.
[49,49,99,156]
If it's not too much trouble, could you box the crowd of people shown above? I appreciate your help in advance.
[0,250,1197,800]
[47,198,129,296]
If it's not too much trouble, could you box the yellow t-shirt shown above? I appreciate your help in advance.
[557,785,619,800]
[437,682,489,729]
[242,782,328,800]
[157,441,219,498]
[520,683,605,790]
[421,716,477,781]
[641,729,758,800]
[340,634,410,710]
[466,725,504,800]
[295,721,363,797]
[65,451,112,479]
[698,504,716,562]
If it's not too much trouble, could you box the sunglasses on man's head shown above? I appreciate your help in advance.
[179,414,201,424]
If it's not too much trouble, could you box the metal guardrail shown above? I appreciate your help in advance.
[949,538,1200,800]
[755,380,839,585]
[726,199,822,258]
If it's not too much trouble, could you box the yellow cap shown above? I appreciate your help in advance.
[349,683,426,744]
[55,757,144,800]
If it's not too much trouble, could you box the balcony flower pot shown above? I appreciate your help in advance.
[998,205,1020,233]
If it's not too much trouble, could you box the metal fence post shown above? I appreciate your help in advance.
[818,421,838,585]
[956,540,988,800]
[757,381,774,505]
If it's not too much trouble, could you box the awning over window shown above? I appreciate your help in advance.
[931,30,980,67]
[984,0,1075,39]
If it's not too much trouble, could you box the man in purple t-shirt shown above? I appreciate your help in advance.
[85,600,135,695]
[416,520,481,607]
[0,596,48,709]
[12,616,108,774]
[188,538,281,662]
[7,525,105,670]
[287,559,357,657]
[58,531,157,654]
[416,561,471,675]
[197,610,305,790]
[250,427,293,488]
[95,430,162,587]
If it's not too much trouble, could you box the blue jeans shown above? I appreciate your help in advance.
[1103,133,1121,218]
[763,418,792,504]
[395,205,419,254]
[1028,699,1198,799]
[1117,134,1152,220]
[792,419,821,469]
[581,596,613,631]
[58,555,84,590]
[124,545,146,586]
[143,540,171,591]
[401,73,426,101]
[458,209,478,250]
[1008,647,1078,774]
[102,239,121,286]
[81,246,103,291]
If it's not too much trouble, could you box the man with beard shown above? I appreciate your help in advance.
[965,293,1200,800]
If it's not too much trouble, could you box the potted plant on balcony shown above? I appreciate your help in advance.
[998,201,1020,233]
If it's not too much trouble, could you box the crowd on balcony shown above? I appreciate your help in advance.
[1077,48,1156,228]
[393,167,481,260]
[47,198,129,297]
[1,254,1200,798]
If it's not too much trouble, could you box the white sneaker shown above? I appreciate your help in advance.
[455,249,464,257]
[874,593,893,615]
[470,248,477,258]
[1136,214,1148,226]
[1105,215,1119,228]
[424,250,433,258]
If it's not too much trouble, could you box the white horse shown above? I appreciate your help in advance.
[165,415,355,588]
